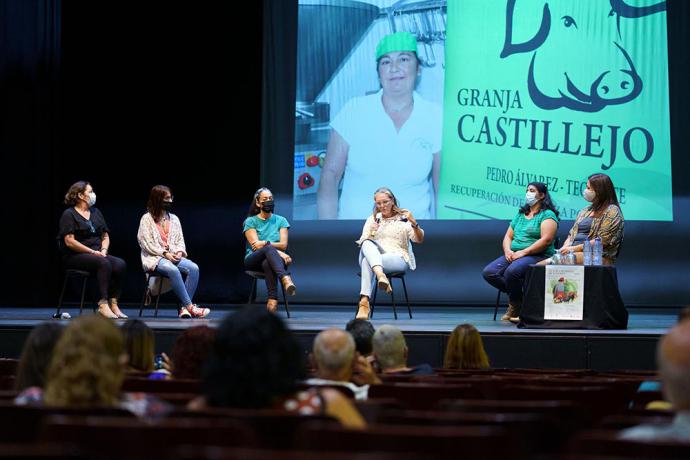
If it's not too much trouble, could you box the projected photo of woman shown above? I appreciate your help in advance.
[482,182,559,323]
[355,187,424,320]
[546,173,624,265]
[243,187,296,313]
[317,31,442,219]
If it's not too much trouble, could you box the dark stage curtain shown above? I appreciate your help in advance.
[0,0,62,306]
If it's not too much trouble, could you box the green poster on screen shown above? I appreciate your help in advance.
[438,0,672,221]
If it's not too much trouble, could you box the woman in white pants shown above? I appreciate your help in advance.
[355,187,424,319]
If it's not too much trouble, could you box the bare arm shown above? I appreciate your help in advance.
[317,129,348,219]
[273,227,288,251]
[321,388,366,429]
[100,232,110,254]
[503,226,515,259]
[64,234,105,257]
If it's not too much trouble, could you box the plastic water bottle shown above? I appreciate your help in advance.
[550,253,563,265]
[592,237,603,265]
[566,249,576,265]
[583,240,592,266]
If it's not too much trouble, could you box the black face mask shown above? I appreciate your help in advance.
[261,200,275,213]
[162,201,173,211]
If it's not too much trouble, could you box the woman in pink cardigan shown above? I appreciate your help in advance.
[137,185,210,319]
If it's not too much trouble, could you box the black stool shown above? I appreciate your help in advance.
[55,269,93,317]
[358,271,412,320]
[493,289,506,321]
[245,271,290,318]
[139,272,169,317]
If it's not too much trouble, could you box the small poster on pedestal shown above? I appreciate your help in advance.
[544,265,585,320]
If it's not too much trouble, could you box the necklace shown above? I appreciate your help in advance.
[384,98,414,113]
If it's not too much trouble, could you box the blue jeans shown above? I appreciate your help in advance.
[155,258,199,307]
[482,254,546,305]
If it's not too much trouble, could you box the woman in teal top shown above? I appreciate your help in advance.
[243,187,296,313]
[482,182,559,323]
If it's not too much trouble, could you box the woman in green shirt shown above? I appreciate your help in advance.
[482,182,559,323]
[243,187,296,313]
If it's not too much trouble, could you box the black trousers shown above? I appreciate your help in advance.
[63,253,127,301]
[244,245,288,300]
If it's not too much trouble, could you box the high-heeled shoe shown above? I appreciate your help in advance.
[356,297,370,320]
[281,275,296,296]
[376,274,392,294]
[97,303,118,319]
[109,298,128,319]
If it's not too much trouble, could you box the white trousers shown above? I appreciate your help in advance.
[359,240,408,297]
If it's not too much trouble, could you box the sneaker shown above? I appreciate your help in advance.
[178,307,192,319]
[186,304,210,318]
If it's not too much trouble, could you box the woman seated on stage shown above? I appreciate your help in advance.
[482,182,559,323]
[58,181,127,319]
[443,324,490,370]
[545,173,624,265]
[355,187,424,320]
[137,185,209,319]
[242,187,296,313]
[190,307,365,429]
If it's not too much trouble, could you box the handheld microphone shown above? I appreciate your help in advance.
[375,212,382,224]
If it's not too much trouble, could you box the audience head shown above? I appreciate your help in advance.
[44,315,125,407]
[120,319,155,374]
[203,306,305,408]
[443,324,490,370]
[171,326,215,379]
[372,325,408,371]
[14,322,64,391]
[677,307,690,323]
[657,321,690,411]
[345,319,376,356]
[312,328,356,381]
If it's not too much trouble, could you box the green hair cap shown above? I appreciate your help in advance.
[375,31,418,60]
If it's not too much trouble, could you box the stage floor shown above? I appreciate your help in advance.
[0,305,677,370]
[0,304,677,335]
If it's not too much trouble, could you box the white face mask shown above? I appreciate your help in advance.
[86,192,96,207]
[583,189,595,202]
[525,191,538,206]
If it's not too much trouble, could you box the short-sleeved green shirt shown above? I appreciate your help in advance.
[243,214,290,259]
[509,209,559,256]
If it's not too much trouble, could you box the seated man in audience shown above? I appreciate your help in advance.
[372,325,434,376]
[345,319,376,359]
[305,328,380,400]
[620,320,690,441]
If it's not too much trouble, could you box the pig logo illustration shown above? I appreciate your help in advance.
[500,0,666,113]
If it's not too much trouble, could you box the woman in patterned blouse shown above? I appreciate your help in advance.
[355,187,424,320]
[552,173,624,265]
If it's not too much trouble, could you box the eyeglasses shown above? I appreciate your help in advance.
[86,220,96,234]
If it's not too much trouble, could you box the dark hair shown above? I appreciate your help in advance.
[171,326,215,380]
[247,187,272,217]
[587,173,620,216]
[202,306,305,408]
[120,320,155,374]
[345,319,376,356]
[64,181,90,206]
[678,307,690,323]
[147,185,172,222]
[14,323,64,391]
[519,182,560,218]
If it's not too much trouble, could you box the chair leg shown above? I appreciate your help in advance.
[493,290,502,321]
[79,276,89,315]
[280,282,290,318]
[154,276,163,318]
[247,278,257,305]
[400,276,412,319]
[370,284,377,319]
[139,274,150,317]
[56,275,69,316]
[390,281,398,320]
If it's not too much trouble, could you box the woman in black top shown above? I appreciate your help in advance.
[58,181,127,319]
